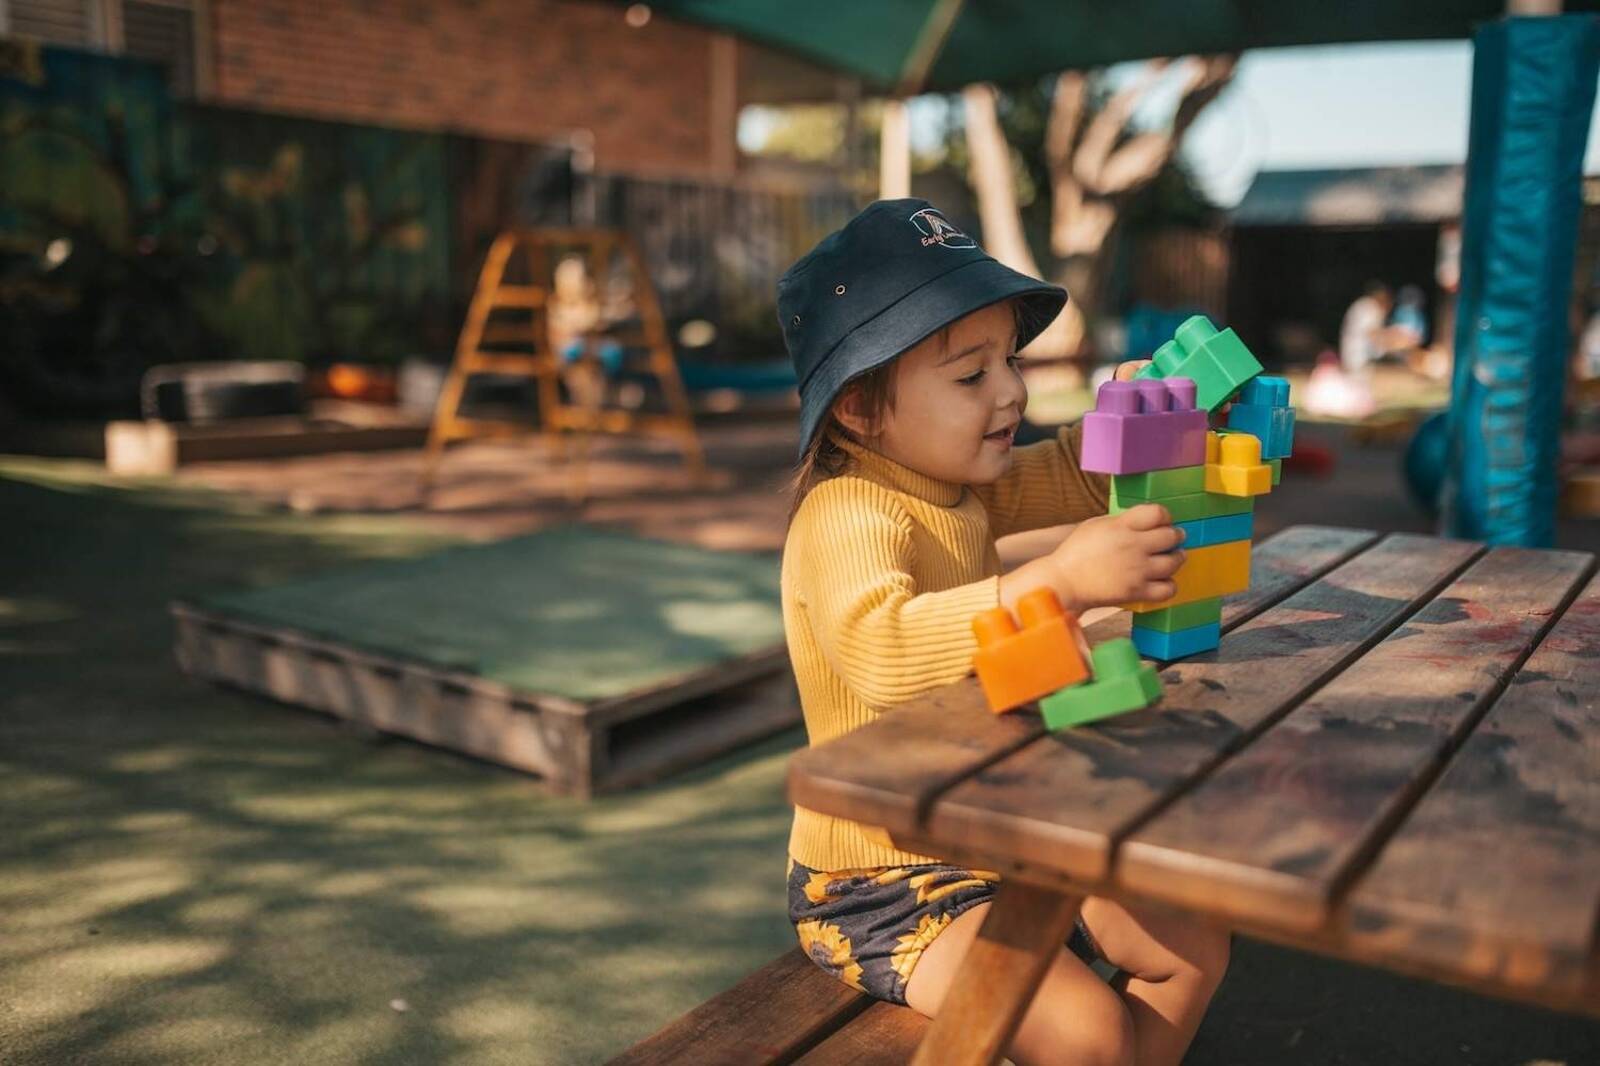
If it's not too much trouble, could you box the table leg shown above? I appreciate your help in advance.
[909,879,1084,1066]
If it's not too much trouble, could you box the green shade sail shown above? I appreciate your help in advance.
[649,0,1599,91]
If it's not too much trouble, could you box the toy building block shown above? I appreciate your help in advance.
[1135,315,1264,413]
[1204,431,1272,497]
[971,589,1089,714]
[1226,376,1296,459]
[1131,620,1221,662]
[1111,464,1206,501]
[1269,458,1282,486]
[1130,596,1222,633]
[1123,538,1251,612]
[1111,488,1253,524]
[1200,511,1254,546]
[1080,377,1207,475]
[1040,638,1162,730]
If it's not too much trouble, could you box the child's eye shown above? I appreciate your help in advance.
[1006,353,1023,368]
[957,369,987,386]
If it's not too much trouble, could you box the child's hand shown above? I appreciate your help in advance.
[1045,504,1184,611]
[1114,360,1151,382]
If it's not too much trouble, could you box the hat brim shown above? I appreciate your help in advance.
[796,257,1066,457]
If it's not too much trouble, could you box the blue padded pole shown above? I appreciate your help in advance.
[1447,15,1599,546]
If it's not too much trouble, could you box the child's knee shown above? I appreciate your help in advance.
[1016,968,1135,1066]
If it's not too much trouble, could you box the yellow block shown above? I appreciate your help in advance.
[1205,431,1272,497]
[1123,538,1250,612]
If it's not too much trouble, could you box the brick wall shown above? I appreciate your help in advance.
[208,0,733,177]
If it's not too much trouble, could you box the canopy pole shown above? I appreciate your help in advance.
[1445,12,1597,545]
[880,98,910,200]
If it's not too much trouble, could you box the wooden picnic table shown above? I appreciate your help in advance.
[787,525,1600,1066]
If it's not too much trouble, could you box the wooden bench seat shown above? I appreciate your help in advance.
[607,948,927,1065]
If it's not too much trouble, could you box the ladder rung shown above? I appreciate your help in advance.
[478,324,539,346]
[460,353,554,375]
[441,417,544,440]
[487,286,546,308]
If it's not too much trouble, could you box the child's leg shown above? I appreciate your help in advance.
[905,902,1137,1066]
[1079,896,1231,1066]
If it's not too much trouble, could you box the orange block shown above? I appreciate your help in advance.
[972,589,1090,714]
[1122,539,1251,612]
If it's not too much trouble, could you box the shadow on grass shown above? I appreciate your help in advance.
[1,462,801,1065]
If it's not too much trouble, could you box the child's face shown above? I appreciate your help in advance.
[848,301,1027,486]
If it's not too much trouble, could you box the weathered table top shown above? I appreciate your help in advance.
[788,525,1600,1020]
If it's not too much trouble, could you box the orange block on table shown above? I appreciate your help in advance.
[971,589,1090,714]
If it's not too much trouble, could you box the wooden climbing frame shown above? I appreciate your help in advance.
[420,227,706,495]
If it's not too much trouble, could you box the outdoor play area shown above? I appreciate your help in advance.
[4,2,1600,1065]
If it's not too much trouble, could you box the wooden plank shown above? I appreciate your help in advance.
[1117,546,1593,931]
[792,1002,928,1065]
[908,880,1082,1066]
[1343,568,1600,1011]
[605,948,869,1066]
[787,526,1379,838]
[920,534,1484,884]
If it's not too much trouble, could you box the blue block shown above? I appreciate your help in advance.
[1131,620,1221,661]
[1175,513,1253,548]
[1236,376,1290,407]
[1201,511,1254,545]
[1227,402,1296,459]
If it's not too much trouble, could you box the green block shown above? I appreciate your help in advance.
[1111,465,1206,501]
[1135,315,1264,413]
[1131,597,1222,634]
[1269,458,1282,486]
[1111,489,1254,523]
[1040,638,1162,729]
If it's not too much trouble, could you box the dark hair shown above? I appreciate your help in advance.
[787,356,901,521]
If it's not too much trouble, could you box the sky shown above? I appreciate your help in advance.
[743,40,1600,210]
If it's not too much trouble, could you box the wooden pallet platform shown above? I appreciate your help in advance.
[172,602,796,795]
[170,528,796,795]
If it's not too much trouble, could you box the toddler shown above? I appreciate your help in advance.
[778,199,1230,1066]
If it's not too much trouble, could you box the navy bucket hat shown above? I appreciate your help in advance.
[779,198,1067,457]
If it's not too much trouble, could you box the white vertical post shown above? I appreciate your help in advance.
[880,98,910,200]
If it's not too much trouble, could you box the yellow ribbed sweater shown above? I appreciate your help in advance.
[782,427,1110,871]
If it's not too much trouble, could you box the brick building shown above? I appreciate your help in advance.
[0,0,823,178]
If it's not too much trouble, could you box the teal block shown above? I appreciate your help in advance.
[1039,639,1162,729]
[1136,315,1264,413]
[1201,511,1254,545]
[1130,621,1220,662]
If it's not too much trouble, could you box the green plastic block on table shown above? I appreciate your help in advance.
[1039,638,1162,730]
[1111,465,1206,501]
[1130,597,1222,634]
[1135,315,1264,413]
[1110,487,1254,524]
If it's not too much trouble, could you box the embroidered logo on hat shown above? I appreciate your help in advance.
[909,207,975,249]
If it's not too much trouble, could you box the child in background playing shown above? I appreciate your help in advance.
[779,200,1230,1066]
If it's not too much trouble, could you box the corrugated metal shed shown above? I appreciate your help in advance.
[1231,165,1465,227]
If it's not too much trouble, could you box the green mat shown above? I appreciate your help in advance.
[190,526,784,702]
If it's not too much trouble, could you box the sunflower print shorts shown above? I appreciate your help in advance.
[787,860,1104,1005]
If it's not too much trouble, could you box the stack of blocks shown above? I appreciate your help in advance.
[1082,316,1296,662]
[972,589,1162,728]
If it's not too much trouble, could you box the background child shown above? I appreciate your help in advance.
[778,199,1230,1066]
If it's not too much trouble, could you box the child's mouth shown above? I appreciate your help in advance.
[984,424,1017,446]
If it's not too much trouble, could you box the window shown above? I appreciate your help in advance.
[0,0,207,96]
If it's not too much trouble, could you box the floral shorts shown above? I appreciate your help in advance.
[788,860,1105,1006]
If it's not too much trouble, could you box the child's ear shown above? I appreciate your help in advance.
[832,389,873,440]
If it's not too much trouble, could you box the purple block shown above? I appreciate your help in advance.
[1080,377,1208,474]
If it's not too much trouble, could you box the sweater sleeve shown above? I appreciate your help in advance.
[789,478,1001,710]
[970,422,1110,538]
